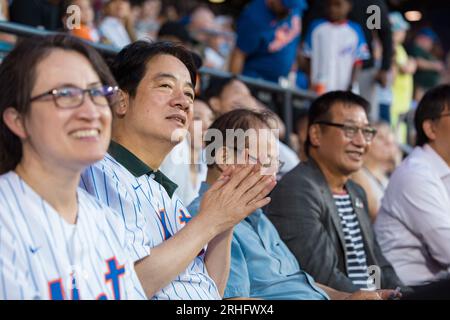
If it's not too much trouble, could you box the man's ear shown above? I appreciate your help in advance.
[2,108,27,139]
[114,89,130,118]
[422,119,437,142]
[308,124,322,148]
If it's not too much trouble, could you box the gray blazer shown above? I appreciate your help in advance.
[267,159,404,292]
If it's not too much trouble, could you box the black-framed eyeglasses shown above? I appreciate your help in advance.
[30,85,119,109]
[315,121,377,142]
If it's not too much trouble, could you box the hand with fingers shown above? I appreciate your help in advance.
[197,164,277,233]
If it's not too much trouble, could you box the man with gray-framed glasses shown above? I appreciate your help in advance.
[267,90,408,295]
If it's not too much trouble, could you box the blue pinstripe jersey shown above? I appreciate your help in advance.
[80,152,221,300]
[0,171,146,300]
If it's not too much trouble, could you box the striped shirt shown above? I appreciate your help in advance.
[80,141,220,300]
[333,192,372,290]
[0,171,146,300]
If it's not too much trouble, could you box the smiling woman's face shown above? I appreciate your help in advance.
[20,49,112,171]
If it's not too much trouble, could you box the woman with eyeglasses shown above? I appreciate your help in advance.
[0,35,146,300]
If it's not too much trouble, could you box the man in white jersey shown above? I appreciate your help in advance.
[81,41,276,299]
[0,35,145,300]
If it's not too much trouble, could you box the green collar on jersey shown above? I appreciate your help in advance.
[108,140,178,198]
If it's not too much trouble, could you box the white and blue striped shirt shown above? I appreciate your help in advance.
[0,171,146,300]
[333,193,372,290]
[80,141,220,300]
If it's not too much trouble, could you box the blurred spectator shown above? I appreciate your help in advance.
[373,36,394,124]
[157,20,194,46]
[0,0,15,57]
[350,0,392,122]
[62,0,100,42]
[204,77,260,117]
[187,6,215,44]
[267,91,405,292]
[203,76,300,178]
[202,27,229,70]
[229,0,307,83]
[186,6,230,70]
[389,12,416,143]
[303,0,370,94]
[375,85,450,287]
[131,0,161,41]
[160,98,214,206]
[0,0,7,20]
[351,122,399,222]
[304,0,393,120]
[99,0,132,48]
[410,28,445,101]
[10,0,63,30]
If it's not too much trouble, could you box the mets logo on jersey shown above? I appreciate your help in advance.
[48,257,125,300]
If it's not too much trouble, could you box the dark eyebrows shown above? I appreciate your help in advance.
[153,72,194,90]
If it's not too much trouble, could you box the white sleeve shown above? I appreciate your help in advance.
[395,172,450,268]
[80,163,152,263]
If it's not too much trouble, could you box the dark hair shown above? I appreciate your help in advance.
[205,109,274,168]
[0,34,117,174]
[110,40,197,97]
[202,76,239,102]
[414,84,450,146]
[305,91,370,156]
[158,21,194,45]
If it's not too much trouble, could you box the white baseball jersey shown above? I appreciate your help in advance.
[0,171,146,300]
[303,19,370,92]
[80,141,221,300]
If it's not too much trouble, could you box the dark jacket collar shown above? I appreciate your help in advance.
[306,158,376,266]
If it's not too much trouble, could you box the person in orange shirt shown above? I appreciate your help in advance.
[62,0,100,43]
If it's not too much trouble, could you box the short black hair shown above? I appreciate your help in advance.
[305,91,370,155]
[110,40,197,97]
[414,84,450,146]
[0,34,116,174]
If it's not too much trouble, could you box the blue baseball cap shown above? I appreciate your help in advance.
[281,0,308,11]
[389,12,410,32]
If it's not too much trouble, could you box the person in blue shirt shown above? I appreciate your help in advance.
[229,0,307,83]
[188,108,400,300]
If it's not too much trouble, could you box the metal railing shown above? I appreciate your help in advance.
[0,21,316,145]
